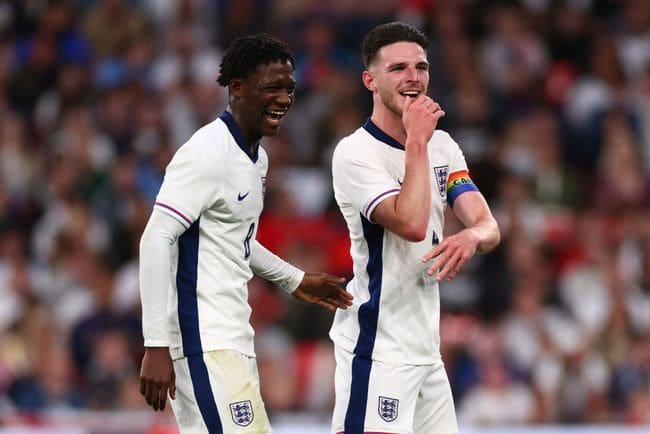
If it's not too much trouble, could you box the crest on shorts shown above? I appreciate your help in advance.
[378,396,399,422]
[434,165,449,198]
[230,400,253,427]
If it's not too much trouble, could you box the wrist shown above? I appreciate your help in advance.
[404,138,429,153]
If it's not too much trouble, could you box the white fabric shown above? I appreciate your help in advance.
[139,209,186,347]
[140,114,268,360]
[329,123,471,365]
[330,345,458,434]
[250,240,304,294]
[171,350,272,434]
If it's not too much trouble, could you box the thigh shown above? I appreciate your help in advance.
[413,360,458,434]
[331,346,424,434]
[171,350,273,434]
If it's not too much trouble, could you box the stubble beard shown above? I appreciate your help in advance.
[378,88,403,118]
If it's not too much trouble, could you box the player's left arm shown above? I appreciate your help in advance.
[250,241,353,311]
[422,191,500,281]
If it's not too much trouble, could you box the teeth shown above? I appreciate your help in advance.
[268,110,285,115]
[401,91,419,96]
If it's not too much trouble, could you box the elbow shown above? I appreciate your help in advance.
[477,223,501,254]
[491,221,501,249]
[400,222,428,242]
[486,232,501,253]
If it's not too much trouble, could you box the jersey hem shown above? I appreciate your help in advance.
[330,334,440,366]
[170,342,256,361]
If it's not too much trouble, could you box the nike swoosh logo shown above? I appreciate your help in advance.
[238,191,250,201]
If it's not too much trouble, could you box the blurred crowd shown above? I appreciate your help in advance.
[0,0,649,428]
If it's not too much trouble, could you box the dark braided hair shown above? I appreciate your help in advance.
[217,34,295,87]
[362,22,428,69]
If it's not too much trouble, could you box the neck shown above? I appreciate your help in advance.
[226,106,261,150]
[370,107,407,144]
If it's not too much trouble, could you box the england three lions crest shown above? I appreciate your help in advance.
[434,165,449,198]
[378,396,399,422]
[230,400,253,427]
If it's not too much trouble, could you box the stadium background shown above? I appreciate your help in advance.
[0,0,649,432]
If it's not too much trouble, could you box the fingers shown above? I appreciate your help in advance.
[328,284,353,307]
[422,245,443,263]
[155,387,168,411]
[318,300,337,312]
[434,250,462,281]
[323,275,353,306]
[405,96,445,117]
[432,104,445,120]
[140,380,171,411]
[317,286,352,310]
[325,292,353,309]
[402,93,415,110]
[336,287,353,303]
[423,238,474,281]
[425,254,446,278]
[294,274,352,310]
[327,276,347,286]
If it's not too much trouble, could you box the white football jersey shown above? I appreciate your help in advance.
[154,111,267,360]
[330,119,478,365]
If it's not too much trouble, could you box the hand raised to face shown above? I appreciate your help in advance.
[402,95,445,148]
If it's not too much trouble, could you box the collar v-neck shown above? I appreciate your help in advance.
[219,111,259,162]
[362,118,405,151]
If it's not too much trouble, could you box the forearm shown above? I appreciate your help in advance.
[398,144,431,224]
[139,209,186,347]
[250,240,304,293]
[452,191,500,254]
[374,145,431,241]
[465,214,500,254]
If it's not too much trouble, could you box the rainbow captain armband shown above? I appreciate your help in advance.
[446,170,479,207]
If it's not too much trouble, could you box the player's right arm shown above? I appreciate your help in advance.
[371,96,444,241]
[139,209,186,411]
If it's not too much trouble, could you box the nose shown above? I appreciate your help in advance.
[277,89,293,106]
[405,66,419,82]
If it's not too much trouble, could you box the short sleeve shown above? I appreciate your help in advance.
[332,138,400,221]
[154,140,223,227]
[436,131,479,207]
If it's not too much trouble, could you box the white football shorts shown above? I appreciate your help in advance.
[170,349,272,434]
[331,345,458,434]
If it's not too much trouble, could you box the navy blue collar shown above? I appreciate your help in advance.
[362,118,405,151]
[219,110,259,162]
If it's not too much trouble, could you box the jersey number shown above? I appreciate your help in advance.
[244,223,255,259]
[432,230,439,246]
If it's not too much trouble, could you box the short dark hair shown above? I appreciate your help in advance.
[217,34,295,87]
[362,22,428,68]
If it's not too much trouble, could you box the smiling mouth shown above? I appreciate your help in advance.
[265,109,287,125]
[400,90,420,97]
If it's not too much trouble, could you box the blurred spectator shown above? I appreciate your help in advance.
[82,0,150,59]
[457,325,536,425]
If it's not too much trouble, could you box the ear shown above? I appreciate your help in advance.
[362,70,375,92]
[229,79,245,97]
